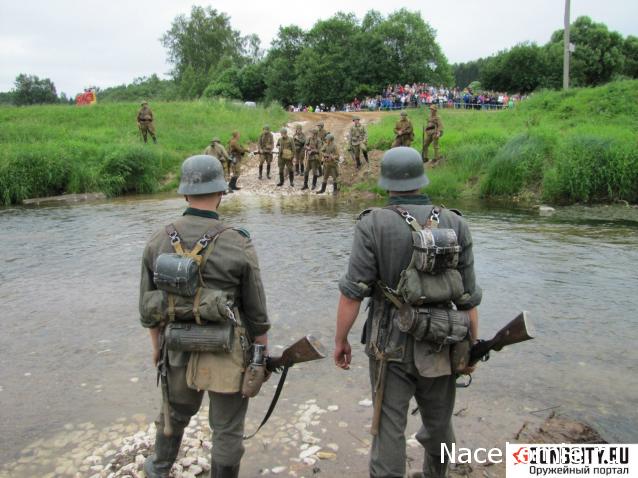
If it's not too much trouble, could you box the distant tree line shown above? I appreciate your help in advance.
[453,16,638,93]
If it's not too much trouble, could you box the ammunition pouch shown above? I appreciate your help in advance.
[449,338,472,373]
[396,305,469,346]
[281,148,294,160]
[396,267,464,306]
[154,253,199,297]
[141,288,235,325]
[165,322,234,353]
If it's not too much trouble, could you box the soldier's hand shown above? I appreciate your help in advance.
[334,339,352,370]
[456,364,477,375]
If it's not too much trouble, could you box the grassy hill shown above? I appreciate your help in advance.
[365,80,638,204]
[0,100,287,205]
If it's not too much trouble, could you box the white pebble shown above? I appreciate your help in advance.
[130,377,139,383]
[182,472,197,478]
[181,456,195,467]
[327,443,339,451]
[338,421,348,428]
[135,454,145,468]
[83,456,101,465]
[358,399,373,407]
[327,405,338,411]
[190,464,203,475]
[299,445,321,459]
[302,457,316,466]
[407,438,420,448]
[271,466,287,474]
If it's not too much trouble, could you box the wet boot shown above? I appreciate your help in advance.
[332,182,338,195]
[301,176,309,190]
[311,175,318,190]
[144,430,183,478]
[422,453,449,478]
[230,177,241,190]
[210,459,240,478]
[258,164,263,180]
[276,172,284,187]
[316,182,327,194]
[266,163,271,179]
[363,150,369,163]
[289,171,294,187]
[300,163,305,175]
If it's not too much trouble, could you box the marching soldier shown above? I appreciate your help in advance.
[316,133,339,195]
[348,116,369,169]
[203,137,233,193]
[137,101,157,144]
[276,128,296,187]
[228,131,249,191]
[257,125,274,180]
[334,147,482,478]
[140,155,271,478]
[392,111,414,148]
[422,105,444,163]
[293,124,306,176]
[301,128,321,191]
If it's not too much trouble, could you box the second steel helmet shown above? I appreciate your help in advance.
[378,147,429,192]
[177,155,227,195]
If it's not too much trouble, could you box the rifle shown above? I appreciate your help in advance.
[244,335,325,439]
[469,311,533,367]
[157,331,173,436]
[371,302,394,436]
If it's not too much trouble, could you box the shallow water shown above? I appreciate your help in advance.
[1,194,637,472]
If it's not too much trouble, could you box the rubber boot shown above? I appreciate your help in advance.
[316,182,327,194]
[258,164,263,179]
[266,163,271,179]
[363,150,369,163]
[276,172,284,186]
[422,453,448,478]
[230,177,241,190]
[210,460,240,478]
[144,430,183,478]
[301,177,309,190]
[300,163,305,175]
[311,175,318,190]
[289,171,294,187]
[333,182,338,195]
[295,163,300,175]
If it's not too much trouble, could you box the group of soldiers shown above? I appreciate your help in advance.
[392,106,444,163]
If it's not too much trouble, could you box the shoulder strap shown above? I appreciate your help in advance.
[385,205,422,232]
[165,224,185,255]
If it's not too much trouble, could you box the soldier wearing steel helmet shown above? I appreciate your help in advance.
[137,101,157,144]
[276,128,296,187]
[422,104,444,163]
[257,125,274,180]
[348,116,368,169]
[392,111,414,148]
[292,124,306,176]
[140,155,270,478]
[228,131,249,190]
[334,147,482,478]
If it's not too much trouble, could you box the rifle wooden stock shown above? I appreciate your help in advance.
[469,311,533,366]
[266,335,326,372]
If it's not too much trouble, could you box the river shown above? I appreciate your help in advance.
[0,193,637,476]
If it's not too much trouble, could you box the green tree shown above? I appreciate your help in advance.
[203,67,242,99]
[548,16,625,86]
[12,74,58,105]
[237,63,266,101]
[622,35,638,78]
[161,6,244,81]
[264,25,306,104]
[481,43,549,93]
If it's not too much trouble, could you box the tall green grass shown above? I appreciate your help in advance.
[0,99,287,205]
[366,80,638,204]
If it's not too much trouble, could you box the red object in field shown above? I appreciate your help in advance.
[76,89,96,105]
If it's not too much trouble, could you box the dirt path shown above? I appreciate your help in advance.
[230,111,385,197]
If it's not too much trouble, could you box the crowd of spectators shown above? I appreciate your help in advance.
[287,83,526,113]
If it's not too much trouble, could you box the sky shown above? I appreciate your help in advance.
[1,0,637,96]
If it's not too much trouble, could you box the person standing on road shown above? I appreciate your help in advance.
[301,128,321,191]
[228,131,249,191]
[257,125,274,180]
[203,137,233,194]
[392,111,414,148]
[316,133,339,195]
[422,105,444,164]
[293,124,306,176]
[140,154,270,478]
[334,147,482,478]
[348,116,369,169]
[276,128,296,187]
[137,101,157,144]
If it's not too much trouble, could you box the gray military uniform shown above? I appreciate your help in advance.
[339,195,481,477]
[140,208,270,471]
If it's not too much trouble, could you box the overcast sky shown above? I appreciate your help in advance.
[1,0,636,95]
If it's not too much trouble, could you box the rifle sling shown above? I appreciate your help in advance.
[243,364,290,440]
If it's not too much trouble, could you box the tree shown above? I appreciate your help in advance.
[237,63,266,101]
[622,35,638,78]
[481,43,549,93]
[548,16,625,86]
[12,74,58,105]
[263,25,306,104]
[203,67,242,99]
[161,6,244,81]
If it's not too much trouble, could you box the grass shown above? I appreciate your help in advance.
[365,80,638,204]
[0,99,288,205]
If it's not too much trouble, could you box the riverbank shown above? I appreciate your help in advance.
[363,80,638,204]
[0,100,287,206]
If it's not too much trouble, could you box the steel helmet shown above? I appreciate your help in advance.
[400,111,408,117]
[177,155,227,195]
[378,147,429,191]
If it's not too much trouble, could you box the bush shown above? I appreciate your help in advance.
[99,146,161,196]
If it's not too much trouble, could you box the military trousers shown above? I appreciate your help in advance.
[294,149,305,166]
[423,133,440,161]
[368,358,456,478]
[230,157,242,178]
[278,156,294,176]
[155,363,249,467]
[259,152,273,166]
[322,162,339,182]
[139,121,156,141]
[391,136,412,148]
[305,155,321,178]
